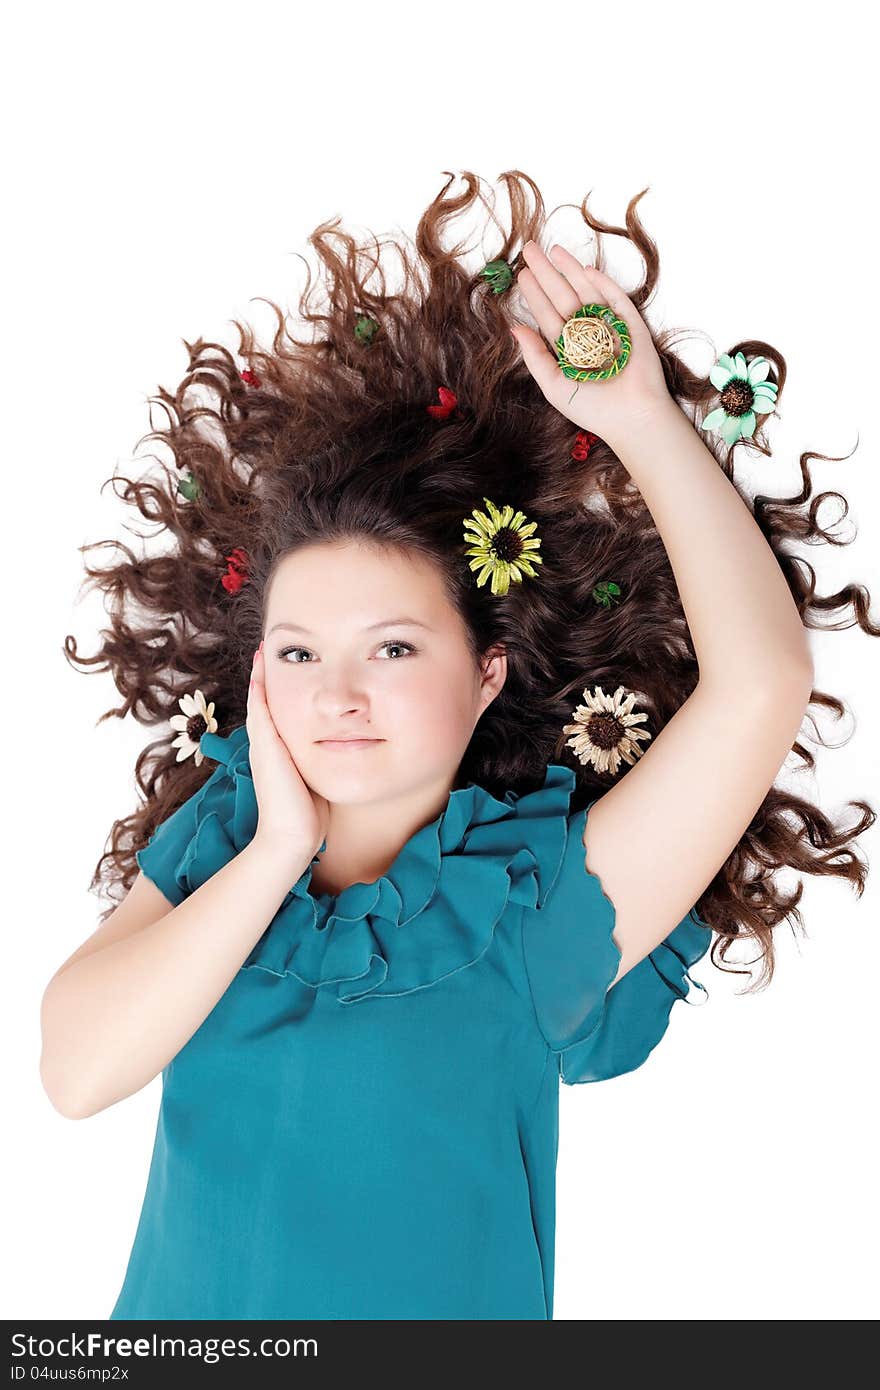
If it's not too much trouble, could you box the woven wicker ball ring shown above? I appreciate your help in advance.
[555,303,632,383]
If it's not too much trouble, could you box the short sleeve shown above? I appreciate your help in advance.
[521,800,712,1085]
[135,760,231,908]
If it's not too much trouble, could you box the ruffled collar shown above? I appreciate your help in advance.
[183,724,580,1005]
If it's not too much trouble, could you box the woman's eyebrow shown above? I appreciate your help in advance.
[266,617,434,637]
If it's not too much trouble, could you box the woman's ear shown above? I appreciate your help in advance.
[478,645,507,713]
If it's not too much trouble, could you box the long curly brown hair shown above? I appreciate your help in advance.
[66,168,877,990]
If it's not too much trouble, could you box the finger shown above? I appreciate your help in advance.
[515,267,566,349]
[511,321,566,401]
[247,676,267,739]
[562,258,650,347]
[521,240,582,321]
[248,647,263,700]
[546,244,599,308]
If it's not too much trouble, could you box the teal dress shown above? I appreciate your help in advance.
[109,724,711,1321]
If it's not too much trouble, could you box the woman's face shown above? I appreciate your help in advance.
[260,539,507,803]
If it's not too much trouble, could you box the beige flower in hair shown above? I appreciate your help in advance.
[563,684,652,775]
[169,688,219,767]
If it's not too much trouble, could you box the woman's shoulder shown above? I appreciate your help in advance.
[444,761,583,910]
[135,725,255,907]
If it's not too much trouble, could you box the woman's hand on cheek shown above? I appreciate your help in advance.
[247,643,329,861]
[509,240,675,449]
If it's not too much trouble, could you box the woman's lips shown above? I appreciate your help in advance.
[316,739,384,750]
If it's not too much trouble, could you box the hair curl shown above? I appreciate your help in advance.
[66,168,877,990]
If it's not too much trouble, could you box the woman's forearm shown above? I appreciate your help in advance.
[609,400,814,693]
[40,837,311,1120]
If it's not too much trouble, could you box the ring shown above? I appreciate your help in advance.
[555,303,631,383]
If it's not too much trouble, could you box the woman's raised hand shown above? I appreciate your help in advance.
[247,643,330,861]
[510,239,675,449]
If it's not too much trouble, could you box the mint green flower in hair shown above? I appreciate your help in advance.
[701,352,778,444]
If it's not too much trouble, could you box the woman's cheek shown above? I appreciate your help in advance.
[391,668,471,743]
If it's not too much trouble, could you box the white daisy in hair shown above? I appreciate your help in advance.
[169,689,219,767]
[563,683,652,775]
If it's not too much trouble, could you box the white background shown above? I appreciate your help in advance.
[4,0,877,1322]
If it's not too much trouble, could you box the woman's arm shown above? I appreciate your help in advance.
[613,400,813,688]
[40,835,311,1119]
[586,401,814,985]
[512,244,814,987]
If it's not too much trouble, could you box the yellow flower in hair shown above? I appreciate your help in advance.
[462,497,543,597]
[562,684,652,775]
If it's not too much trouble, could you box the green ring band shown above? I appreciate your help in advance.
[555,303,631,381]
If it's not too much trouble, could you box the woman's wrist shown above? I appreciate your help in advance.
[605,395,684,458]
[245,833,317,884]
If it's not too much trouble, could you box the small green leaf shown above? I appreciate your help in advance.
[177,472,201,502]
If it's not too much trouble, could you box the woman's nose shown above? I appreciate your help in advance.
[314,670,370,711]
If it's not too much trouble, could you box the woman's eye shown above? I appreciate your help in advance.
[277,640,416,663]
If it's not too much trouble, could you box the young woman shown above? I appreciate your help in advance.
[40,170,874,1320]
